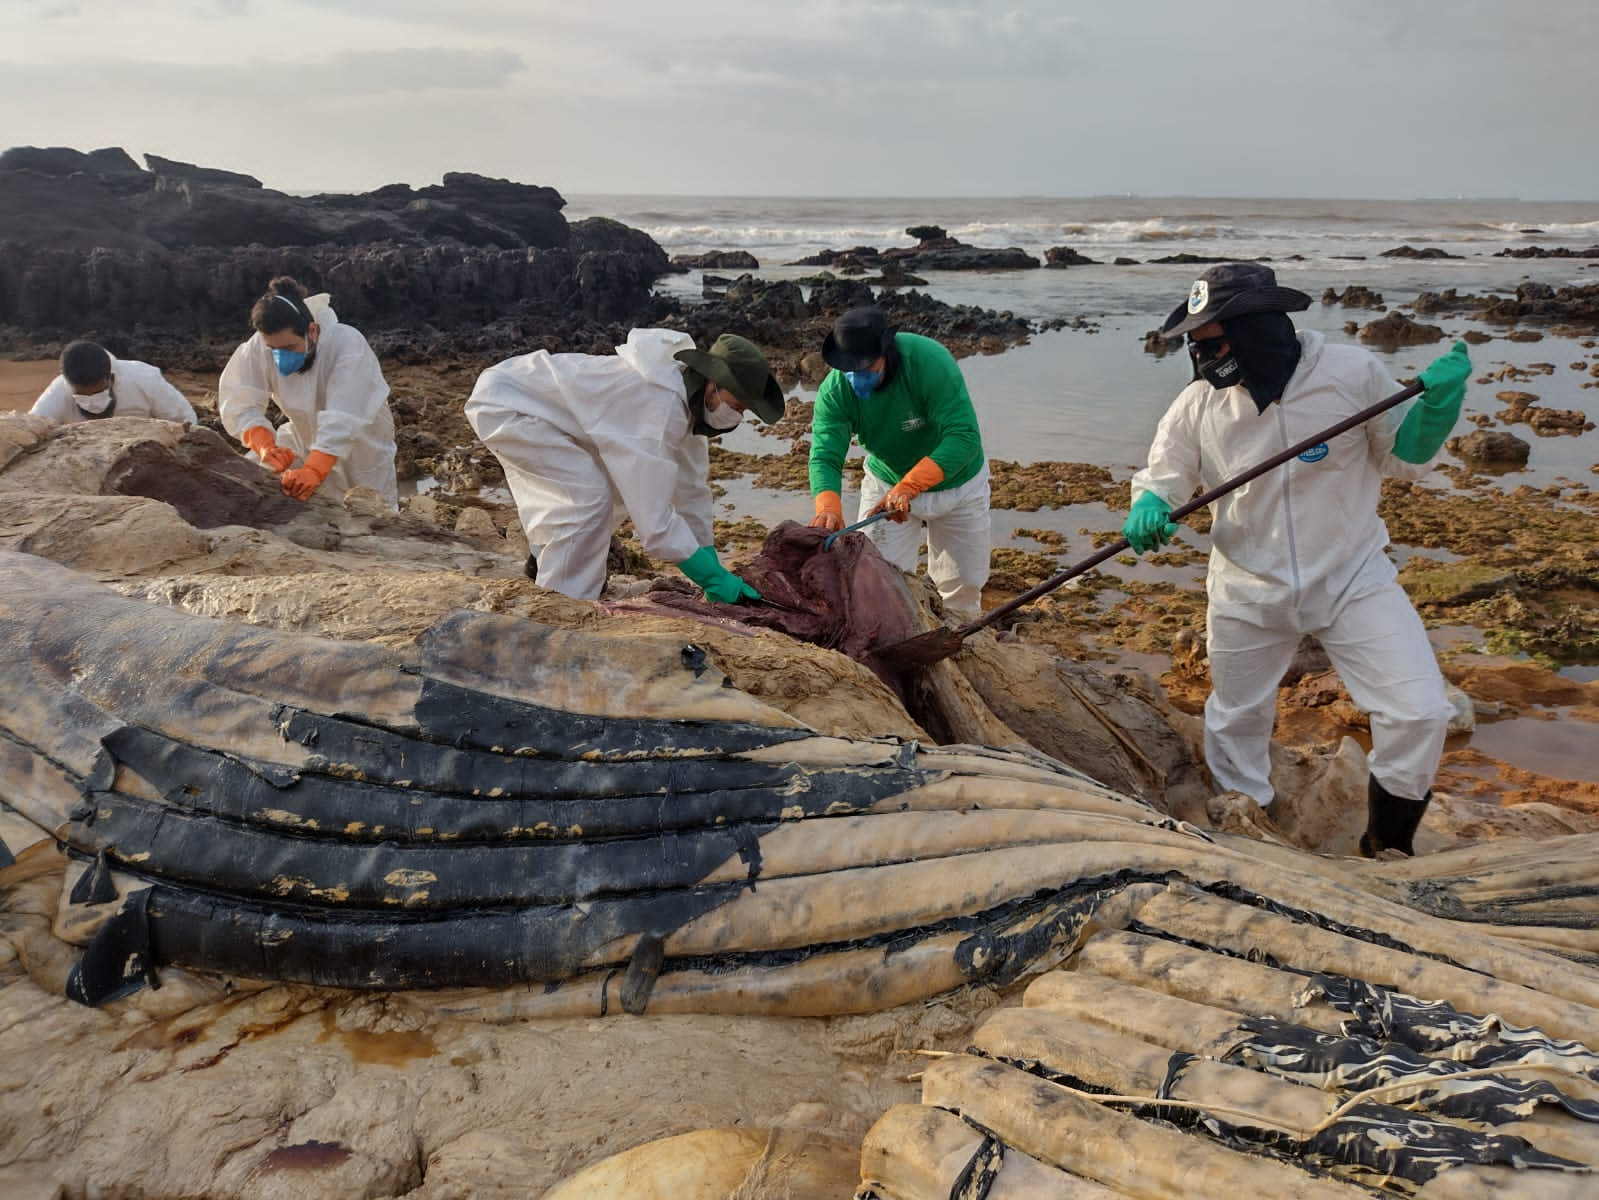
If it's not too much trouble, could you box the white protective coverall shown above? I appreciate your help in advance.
[218,294,397,508]
[856,464,992,618]
[1131,329,1454,807]
[31,357,196,425]
[464,329,716,601]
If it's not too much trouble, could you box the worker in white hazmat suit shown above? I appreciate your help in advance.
[1124,263,1471,857]
[219,276,397,508]
[466,329,785,602]
[32,340,196,426]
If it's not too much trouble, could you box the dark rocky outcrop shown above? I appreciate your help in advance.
[786,246,883,269]
[0,145,673,357]
[667,274,1031,389]
[1357,312,1447,349]
[143,154,263,189]
[1494,245,1599,259]
[1321,285,1385,309]
[787,227,1040,272]
[1447,430,1531,466]
[1412,283,1599,326]
[1379,245,1463,259]
[795,268,927,290]
[1149,253,1266,265]
[2,150,578,253]
[1044,247,1099,268]
[885,239,1039,271]
[0,241,670,367]
[670,250,760,270]
[0,145,144,177]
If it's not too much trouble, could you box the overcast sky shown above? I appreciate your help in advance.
[3,0,1595,200]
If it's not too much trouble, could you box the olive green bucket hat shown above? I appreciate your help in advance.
[675,334,785,423]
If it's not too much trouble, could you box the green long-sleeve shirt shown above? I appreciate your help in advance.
[808,332,985,496]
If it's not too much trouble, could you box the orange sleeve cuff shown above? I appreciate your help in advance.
[303,450,338,482]
[897,457,945,497]
[814,490,843,519]
[241,426,277,454]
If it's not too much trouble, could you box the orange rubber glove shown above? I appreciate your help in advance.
[241,425,295,473]
[808,489,845,532]
[867,457,945,523]
[280,450,337,501]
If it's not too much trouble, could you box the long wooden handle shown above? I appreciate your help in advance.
[952,381,1426,639]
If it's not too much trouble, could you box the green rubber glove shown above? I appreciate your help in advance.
[1394,340,1471,464]
[1123,491,1179,554]
[676,545,762,604]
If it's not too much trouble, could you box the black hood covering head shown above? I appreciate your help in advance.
[1216,311,1302,412]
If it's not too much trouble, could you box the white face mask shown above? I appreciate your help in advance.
[72,387,113,414]
[704,387,743,431]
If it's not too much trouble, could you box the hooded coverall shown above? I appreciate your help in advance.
[219,294,398,508]
[464,329,715,601]
[32,357,196,425]
[1131,329,1454,807]
[809,332,990,615]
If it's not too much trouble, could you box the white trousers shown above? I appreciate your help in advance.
[474,412,711,601]
[1204,580,1454,806]
[857,463,991,617]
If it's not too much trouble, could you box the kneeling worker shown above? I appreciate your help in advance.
[466,329,784,602]
[808,306,990,619]
[32,340,196,425]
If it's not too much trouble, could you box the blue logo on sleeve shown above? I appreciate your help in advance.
[1297,443,1329,463]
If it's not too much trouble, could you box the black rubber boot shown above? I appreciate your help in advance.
[523,552,538,582]
[1358,775,1431,858]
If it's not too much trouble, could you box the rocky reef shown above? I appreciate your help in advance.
[0,145,667,357]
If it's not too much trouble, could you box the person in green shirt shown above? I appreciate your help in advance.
[807,306,990,618]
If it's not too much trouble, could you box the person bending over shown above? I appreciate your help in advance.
[466,330,783,602]
[32,340,195,425]
[219,276,397,507]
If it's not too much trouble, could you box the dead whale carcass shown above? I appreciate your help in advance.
[859,886,1599,1198]
[1,547,1159,1007]
[4,548,1599,1032]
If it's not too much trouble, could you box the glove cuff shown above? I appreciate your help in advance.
[241,425,277,454]
[675,545,723,587]
[1130,490,1171,517]
[303,450,338,483]
[814,490,843,519]
[896,457,945,498]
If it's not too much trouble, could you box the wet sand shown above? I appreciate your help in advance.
[0,360,57,412]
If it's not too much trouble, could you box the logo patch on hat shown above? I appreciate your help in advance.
[1187,280,1209,314]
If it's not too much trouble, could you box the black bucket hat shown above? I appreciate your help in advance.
[674,334,785,423]
[822,306,896,371]
[1161,262,1312,340]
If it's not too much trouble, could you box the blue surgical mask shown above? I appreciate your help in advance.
[846,368,884,399]
[272,347,309,376]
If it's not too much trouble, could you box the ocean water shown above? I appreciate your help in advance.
[568,194,1599,486]
[567,194,1599,271]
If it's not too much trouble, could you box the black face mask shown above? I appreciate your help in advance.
[1188,313,1302,412]
[1188,336,1243,390]
[1221,312,1302,412]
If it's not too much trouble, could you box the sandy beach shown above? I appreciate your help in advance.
[0,359,55,412]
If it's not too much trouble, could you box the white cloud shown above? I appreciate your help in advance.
[0,0,1594,197]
